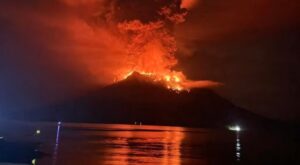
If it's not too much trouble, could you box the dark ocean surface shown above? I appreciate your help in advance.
[0,120,298,165]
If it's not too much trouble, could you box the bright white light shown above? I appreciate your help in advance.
[32,159,36,165]
[35,129,41,135]
[228,125,241,132]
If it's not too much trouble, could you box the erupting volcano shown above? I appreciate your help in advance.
[0,0,278,131]
[111,0,219,91]
[123,71,186,91]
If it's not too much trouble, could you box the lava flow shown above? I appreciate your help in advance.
[123,70,186,91]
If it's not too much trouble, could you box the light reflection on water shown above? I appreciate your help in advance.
[0,121,298,165]
[236,132,241,162]
[0,121,242,165]
[38,124,217,165]
[52,122,61,165]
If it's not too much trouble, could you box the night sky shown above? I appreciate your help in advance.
[0,0,299,121]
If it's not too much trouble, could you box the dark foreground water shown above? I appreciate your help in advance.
[0,120,299,165]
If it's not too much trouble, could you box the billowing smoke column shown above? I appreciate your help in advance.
[116,2,185,90]
[111,0,220,91]
[1,0,219,92]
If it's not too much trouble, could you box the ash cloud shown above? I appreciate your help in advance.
[0,0,207,113]
[0,0,299,120]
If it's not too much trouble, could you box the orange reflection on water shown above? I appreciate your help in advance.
[43,124,186,165]
[161,130,185,165]
[83,124,186,165]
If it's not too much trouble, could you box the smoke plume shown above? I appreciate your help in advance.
[0,0,218,113]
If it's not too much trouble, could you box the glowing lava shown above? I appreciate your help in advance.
[122,70,186,91]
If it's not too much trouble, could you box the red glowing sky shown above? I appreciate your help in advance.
[0,0,299,120]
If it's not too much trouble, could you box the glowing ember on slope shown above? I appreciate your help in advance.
[121,70,186,91]
[119,70,221,92]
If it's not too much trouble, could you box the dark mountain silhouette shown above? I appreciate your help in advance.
[11,72,271,128]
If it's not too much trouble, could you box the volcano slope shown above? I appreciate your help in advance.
[17,72,269,128]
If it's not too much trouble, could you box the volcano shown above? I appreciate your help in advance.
[15,72,268,128]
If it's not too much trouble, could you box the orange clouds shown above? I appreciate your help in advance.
[181,0,199,9]
[0,0,221,89]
